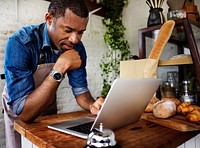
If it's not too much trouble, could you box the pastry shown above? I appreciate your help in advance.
[186,109,200,122]
[177,102,191,114]
[181,105,200,115]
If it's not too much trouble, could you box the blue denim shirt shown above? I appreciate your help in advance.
[4,23,89,114]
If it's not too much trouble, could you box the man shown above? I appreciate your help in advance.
[2,0,104,148]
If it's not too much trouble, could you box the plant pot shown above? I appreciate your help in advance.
[147,8,165,27]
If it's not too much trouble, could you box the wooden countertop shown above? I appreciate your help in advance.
[14,110,200,148]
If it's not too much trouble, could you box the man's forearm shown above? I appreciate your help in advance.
[76,92,95,111]
[18,74,59,123]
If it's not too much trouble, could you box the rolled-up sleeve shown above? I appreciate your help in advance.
[72,86,90,97]
[68,41,89,97]
[12,95,27,115]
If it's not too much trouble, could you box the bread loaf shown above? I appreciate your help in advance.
[161,97,181,106]
[148,20,175,60]
[153,100,176,118]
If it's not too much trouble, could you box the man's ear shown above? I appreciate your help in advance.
[45,13,53,25]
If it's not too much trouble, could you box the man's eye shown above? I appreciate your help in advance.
[65,29,72,33]
[78,31,84,35]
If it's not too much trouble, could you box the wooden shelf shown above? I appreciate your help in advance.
[85,0,105,17]
[138,19,200,85]
[159,56,193,66]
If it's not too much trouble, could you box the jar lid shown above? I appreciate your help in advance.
[162,81,170,86]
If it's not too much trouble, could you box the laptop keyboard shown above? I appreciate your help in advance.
[67,121,94,134]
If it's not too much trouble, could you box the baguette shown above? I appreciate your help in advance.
[148,20,175,60]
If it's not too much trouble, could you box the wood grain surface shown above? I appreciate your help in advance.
[142,113,200,132]
[158,56,193,66]
[14,111,200,148]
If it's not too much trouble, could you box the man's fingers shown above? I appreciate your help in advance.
[90,105,99,115]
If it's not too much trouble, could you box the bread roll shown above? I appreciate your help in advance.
[153,100,176,118]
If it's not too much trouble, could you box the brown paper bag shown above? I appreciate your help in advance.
[119,20,176,113]
[120,59,158,78]
[120,59,159,113]
[119,20,175,78]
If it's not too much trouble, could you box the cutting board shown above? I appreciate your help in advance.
[141,113,200,132]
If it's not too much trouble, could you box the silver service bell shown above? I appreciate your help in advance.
[86,123,117,148]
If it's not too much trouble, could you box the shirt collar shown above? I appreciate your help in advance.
[41,23,51,49]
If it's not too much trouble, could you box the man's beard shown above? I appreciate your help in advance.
[60,44,68,53]
[59,42,74,53]
[60,47,67,53]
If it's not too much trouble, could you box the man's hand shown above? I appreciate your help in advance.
[76,93,105,116]
[90,97,105,115]
[54,49,82,74]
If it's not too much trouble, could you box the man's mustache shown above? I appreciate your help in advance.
[60,43,75,52]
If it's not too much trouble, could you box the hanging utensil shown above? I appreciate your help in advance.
[155,0,157,7]
[149,0,155,8]
[146,0,152,8]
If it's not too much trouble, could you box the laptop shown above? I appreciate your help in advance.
[48,78,161,139]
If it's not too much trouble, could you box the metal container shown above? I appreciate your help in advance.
[86,123,117,148]
[180,80,195,103]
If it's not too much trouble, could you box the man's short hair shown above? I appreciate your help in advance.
[48,0,89,18]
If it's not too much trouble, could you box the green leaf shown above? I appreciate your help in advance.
[99,0,130,97]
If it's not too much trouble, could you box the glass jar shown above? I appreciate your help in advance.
[161,81,176,98]
[167,71,179,98]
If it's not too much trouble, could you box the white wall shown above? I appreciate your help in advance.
[0,0,200,147]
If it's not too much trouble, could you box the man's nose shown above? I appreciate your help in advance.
[69,33,80,44]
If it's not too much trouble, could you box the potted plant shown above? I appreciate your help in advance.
[97,0,130,97]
